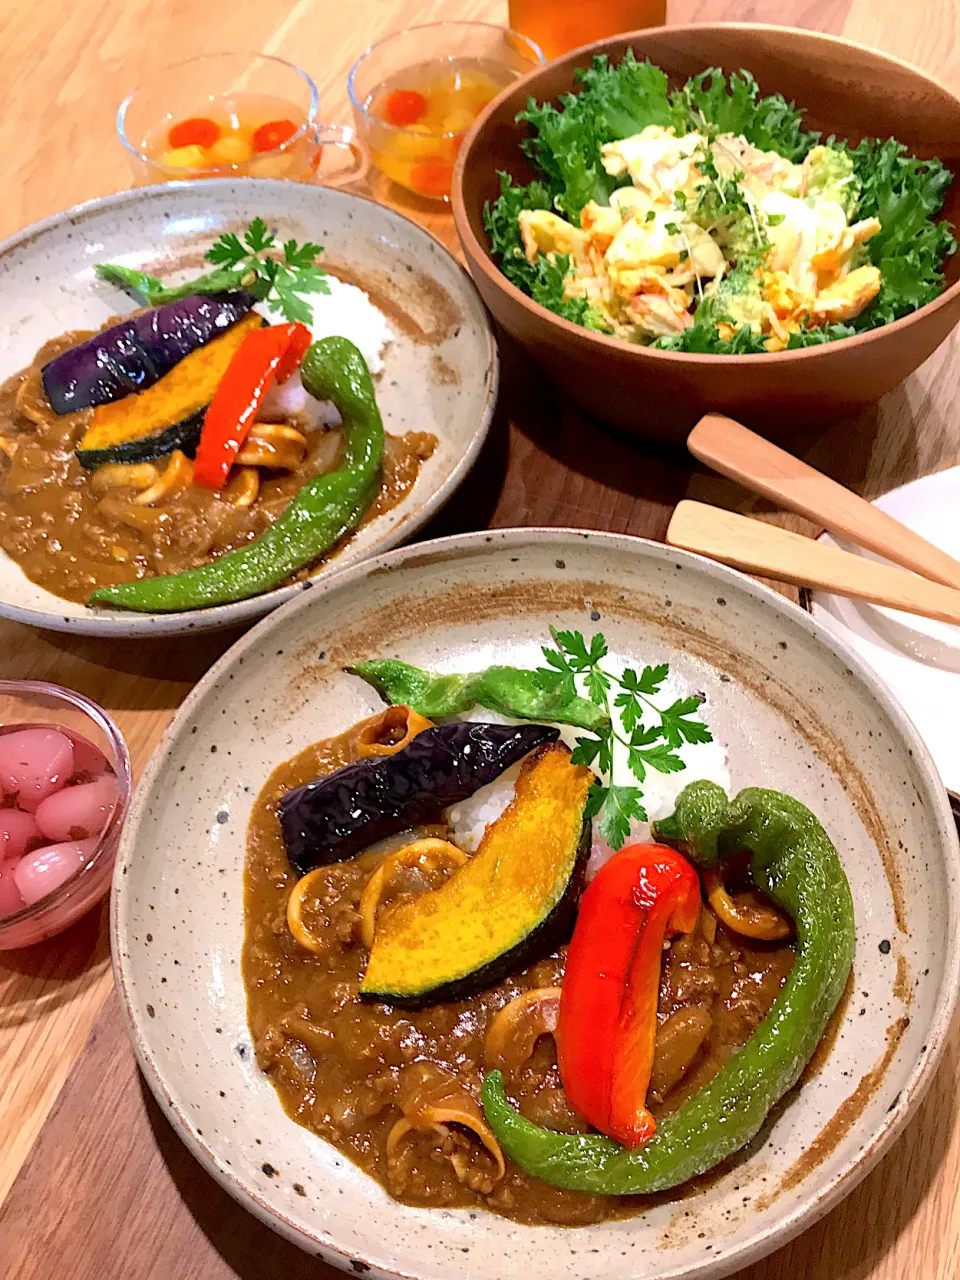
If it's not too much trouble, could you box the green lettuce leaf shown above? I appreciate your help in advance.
[529,255,608,329]
[483,171,555,294]
[483,173,608,329]
[517,51,685,221]
[841,137,956,330]
[677,69,819,161]
[577,50,686,140]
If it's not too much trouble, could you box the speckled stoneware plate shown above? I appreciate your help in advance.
[0,179,496,638]
[112,529,960,1279]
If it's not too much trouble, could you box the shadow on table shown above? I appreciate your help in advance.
[415,358,512,543]
[36,623,246,688]
[0,898,110,1021]
[718,1013,960,1280]
[141,1014,959,1280]
[484,331,946,533]
[465,331,697,540]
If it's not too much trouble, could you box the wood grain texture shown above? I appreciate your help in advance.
[0,622,238,1202]
[0,0,959,1276]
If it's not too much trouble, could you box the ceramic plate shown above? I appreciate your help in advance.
[810,468,960,794]
[0,179,497,637]
[113,529,960,1279]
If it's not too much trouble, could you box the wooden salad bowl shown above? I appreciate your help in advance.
[452,24,960,440]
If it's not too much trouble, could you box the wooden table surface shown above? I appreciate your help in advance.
[1,0,959,1275]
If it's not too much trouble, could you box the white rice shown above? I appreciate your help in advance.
[448,758,523,852]
[257,275,393,374]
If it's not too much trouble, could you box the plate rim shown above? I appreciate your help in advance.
[111,526,960,1279]
[0,178,498,638]
[809,467,960,793]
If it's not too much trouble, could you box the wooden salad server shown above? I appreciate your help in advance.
[666,500,960,626]
[688,413,960,590]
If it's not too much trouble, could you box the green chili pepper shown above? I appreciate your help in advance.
[482,780,855,1194]
[348,659,609,732]
[88,337,383,612]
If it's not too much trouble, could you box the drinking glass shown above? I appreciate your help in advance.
[118,52,362,187]
[0,682,131,948]
[348,22,544,201]
[508,0,668,61]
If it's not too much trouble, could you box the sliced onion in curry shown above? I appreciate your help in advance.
[236,422,308,470]
[701,865,793,941]
[286,866,332,955]
[96,495,170,532]
[358,837,468,949]
[648,1006,713,1103]
[133,449,194,505]
[355,704,434,758]
[387,1062,506,1183]
[221,466,260,508]
[90,461,160,493]
[484,987,561,1073]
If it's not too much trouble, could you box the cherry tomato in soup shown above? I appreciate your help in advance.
[168,117,221,149]
[384,89,427,127]
[410,157,454,197]
[252,119,299,153]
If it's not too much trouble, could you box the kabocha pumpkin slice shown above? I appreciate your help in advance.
[360,743,594,1008]
[75,311,264,469]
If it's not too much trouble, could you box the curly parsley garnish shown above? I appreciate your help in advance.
[539,628,712,849]
[95,216,331,322]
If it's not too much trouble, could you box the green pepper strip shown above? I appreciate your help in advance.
[349,658,609,733]
[482,780,855,1194]
[95,261,267,307]
[88,336,383,613]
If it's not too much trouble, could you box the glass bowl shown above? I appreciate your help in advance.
[348,21,544,201]
[118,51,341,184]
[0,682,131,949]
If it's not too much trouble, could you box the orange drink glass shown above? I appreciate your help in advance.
[349,22,544,202]
[508,0,668,61]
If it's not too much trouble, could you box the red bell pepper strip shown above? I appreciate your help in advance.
[557,843,701,1148]
[193,322,311,491]
[273,322,312,383]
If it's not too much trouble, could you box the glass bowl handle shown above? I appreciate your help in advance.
[311,123,368,188]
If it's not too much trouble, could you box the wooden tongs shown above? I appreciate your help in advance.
[666,414,960,625]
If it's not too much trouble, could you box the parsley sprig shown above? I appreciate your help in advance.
[204,217,330,322]
[538,629,712,850]
[95,216,330,323]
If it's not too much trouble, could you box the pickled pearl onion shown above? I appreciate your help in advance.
[0,808,41,860]
[13,838,97,906]
[0,863,25,917]
[64,730,109,778]
[0,728,75,811]
[34,773,118,843]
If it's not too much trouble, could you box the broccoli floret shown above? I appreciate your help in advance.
[696,259,765,330]
[803,145,861,216]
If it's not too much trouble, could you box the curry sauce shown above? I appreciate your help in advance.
[242,716,795,1225]
[0,334,435,604]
